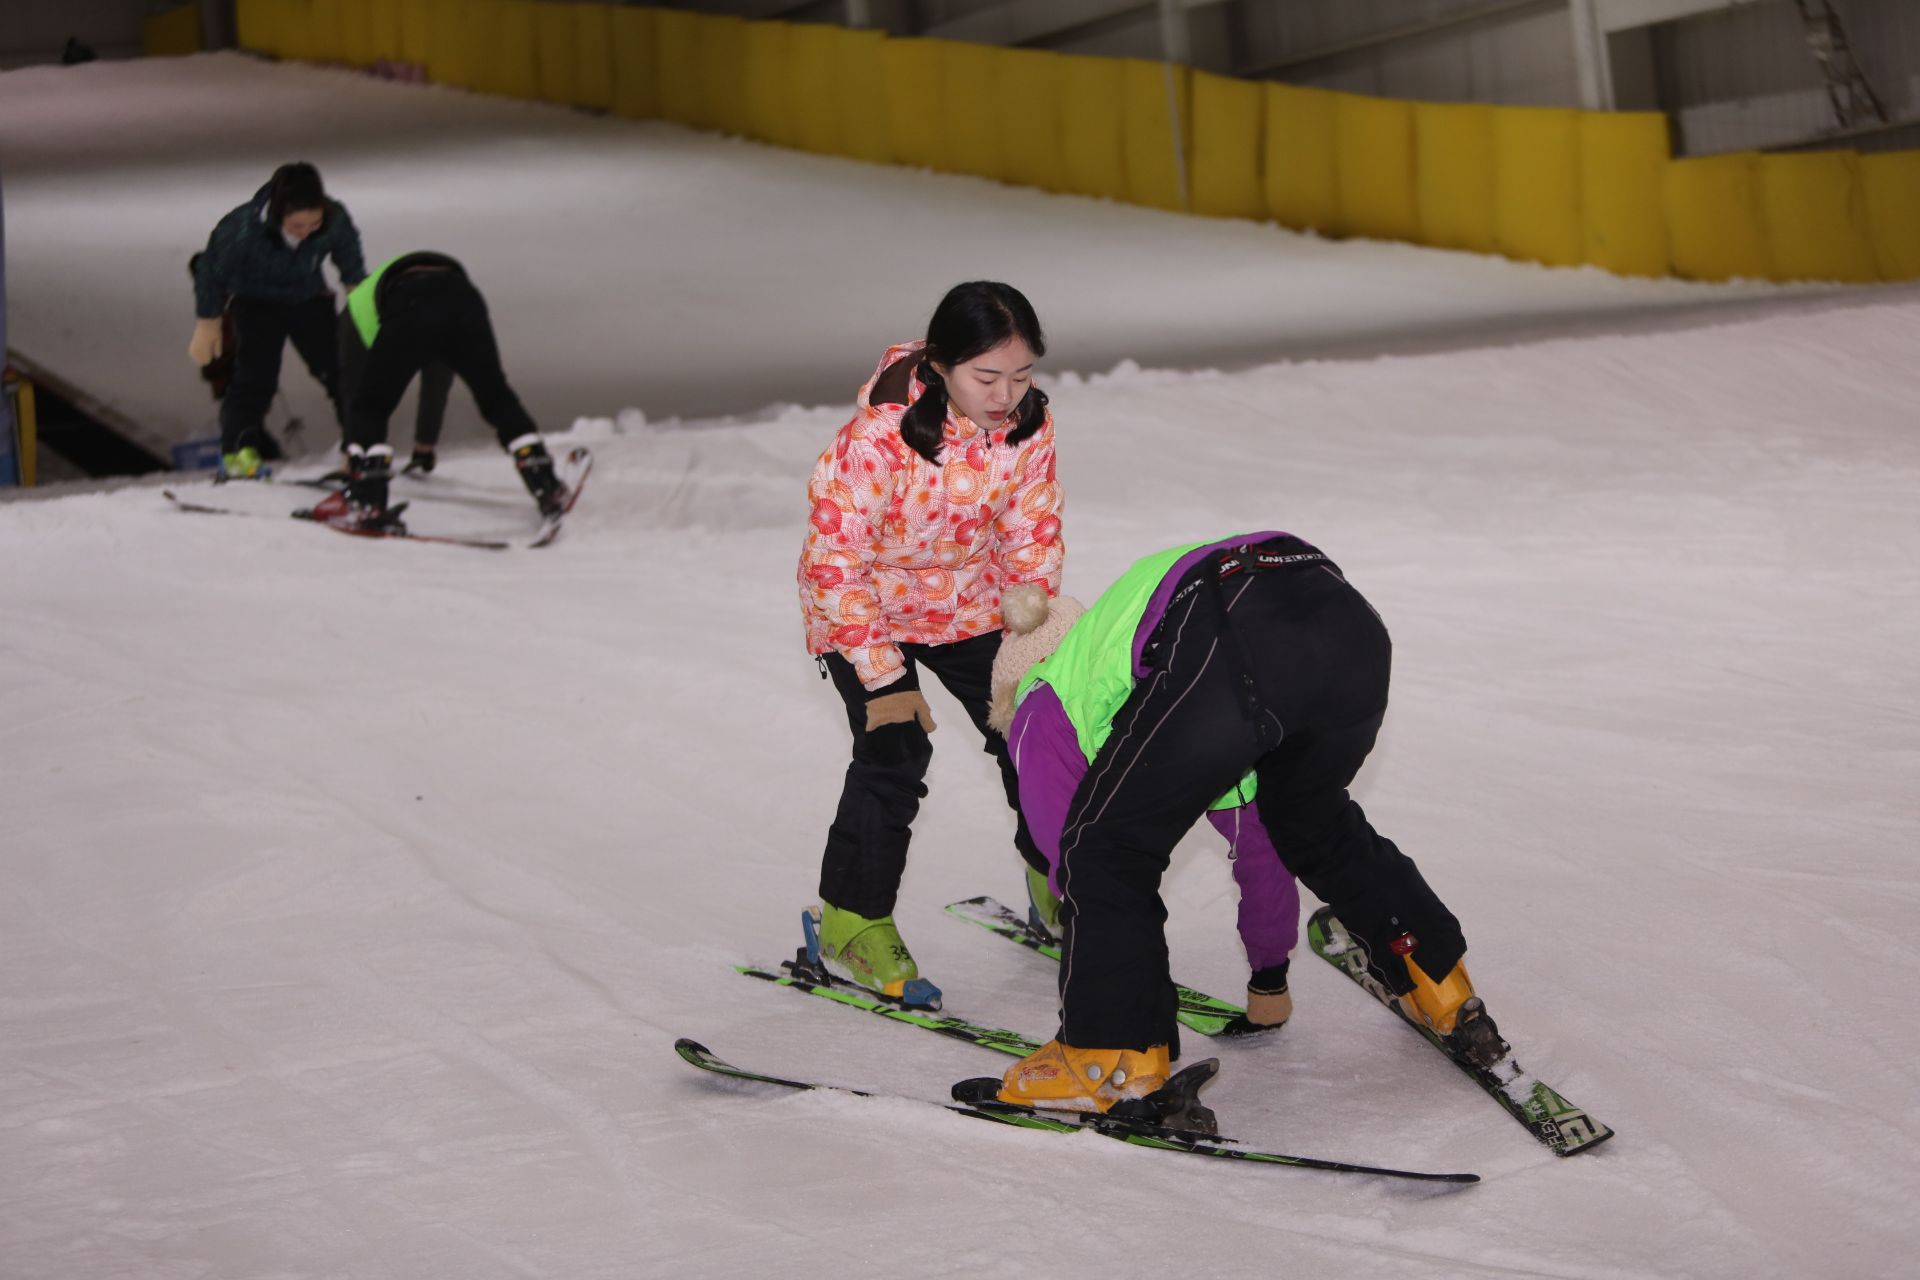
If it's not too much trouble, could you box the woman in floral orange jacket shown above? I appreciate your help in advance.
[796,281,1064,1009]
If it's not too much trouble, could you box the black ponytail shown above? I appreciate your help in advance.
[898,281,1048,465]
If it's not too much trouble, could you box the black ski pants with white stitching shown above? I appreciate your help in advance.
[1054,544,1464,1052]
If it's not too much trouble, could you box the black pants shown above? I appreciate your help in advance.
[342,272,536,452]
[1055,539,1464,1051]
[819,630,1048,920]
[221,294,341,453]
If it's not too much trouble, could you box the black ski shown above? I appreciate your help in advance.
[1306,906,1613,1157]
[674,1038,1478,1184]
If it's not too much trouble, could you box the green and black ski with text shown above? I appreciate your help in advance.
[944,895,1263,1037]
[674,1038,1478,1184]
[1306,906,1613,1157]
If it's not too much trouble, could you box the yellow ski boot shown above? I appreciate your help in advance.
[997,1039,1171,1115]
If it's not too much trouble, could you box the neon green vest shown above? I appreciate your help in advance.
[346,256,402,348]
[1018,541,1255,809]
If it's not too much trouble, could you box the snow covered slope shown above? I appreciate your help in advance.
[5,283,1919,1276]
[0,51,1803,460]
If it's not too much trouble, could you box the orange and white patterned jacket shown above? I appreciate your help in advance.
[799,342,1065,691]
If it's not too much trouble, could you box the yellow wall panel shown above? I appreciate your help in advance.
[998,47,1065,193]
[572,4,613,110]
[493,1,540,100]
[1493,106,1583,266]
[941,41,1006,180]
[1122,58,1189,212]
[235,0,275,55]
[1761,152,1879,283]
[535,3,578,103]
[1413,102,1495,253]
[365,0,401,62]
[1058,54,1126,201]
[399,0,434,66]
[1663,153,1771,282]
[881,38,944,170]
[610,5,656,120]
[699,14,751,135]
[1335,92,1417,242]
[834,28,893,166]
[743,21,794,146]
[1580,111,1669,277]
[424,0,467,85]
[1862,150,1920,281]
[339,0,374,66]
[144,4,203,57]
[790,24,844,155]
[1188,69,1263,220]
[279,1,315,62]
[652,10,703,127]
[308,0,344,61]
[1263,81,1338,233]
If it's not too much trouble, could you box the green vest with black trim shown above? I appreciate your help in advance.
[1018,541,1255,810]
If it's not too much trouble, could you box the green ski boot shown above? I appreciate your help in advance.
[803,904,942,1009]
[1026,864,1063,940]
[219,446,264,480]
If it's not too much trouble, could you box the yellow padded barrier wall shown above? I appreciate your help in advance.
[1760,152,1878,283]
[535,2,579,104]
[1862,150,1920,281]
[834,28,893,166]
[941,41,1006,180]
[610,4,656,119]
[652,10,703,127]
[1058,54,1127,201]
[279,1,315,62]
[1335,93,1417,242]
[1663,153,1770,282]
[881,39,944,171]
[743,21,793,146]
[1494,106,1583,267]
[700,15,752,138]
[1263,82,1338,233]
[341,0,376,65]
[1122,59,1190,212]
[399,0,434,66]
[789,24,845,155]
[1189,69,1264,220]
[424,0,471,87]
[313,0,348,62]
[998,48,1066,194]
[494,2,541,101]
[144,4,202,57]
[236,0,274,54]
[366,0,401,63]
[1579,111,1669,277]
[572,4,613,111]
[1413,102,1495,253]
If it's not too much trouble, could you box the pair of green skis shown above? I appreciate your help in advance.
[688,896,1610,1181]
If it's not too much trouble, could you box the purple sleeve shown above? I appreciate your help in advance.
[1006,683,1084,892]
[1205,807,1301,972]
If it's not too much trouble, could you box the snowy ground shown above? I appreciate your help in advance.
[0,50,1810,463]
[5,51,1920,1280]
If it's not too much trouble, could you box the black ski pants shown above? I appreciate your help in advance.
[342,271,536,452]
[819,630,1048,920]
[1055,539,1464,1052]
[221,293,341,453]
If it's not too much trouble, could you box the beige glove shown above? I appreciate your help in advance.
[1244,982,1294,1029]
[865,689,937,734]
[188,317,223,366]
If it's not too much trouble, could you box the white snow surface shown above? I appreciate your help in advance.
[6,52,1920,1280]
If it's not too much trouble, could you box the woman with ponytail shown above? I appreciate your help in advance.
[795,281,1065,1009]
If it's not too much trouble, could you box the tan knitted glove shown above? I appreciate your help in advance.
[865,689,937,734]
